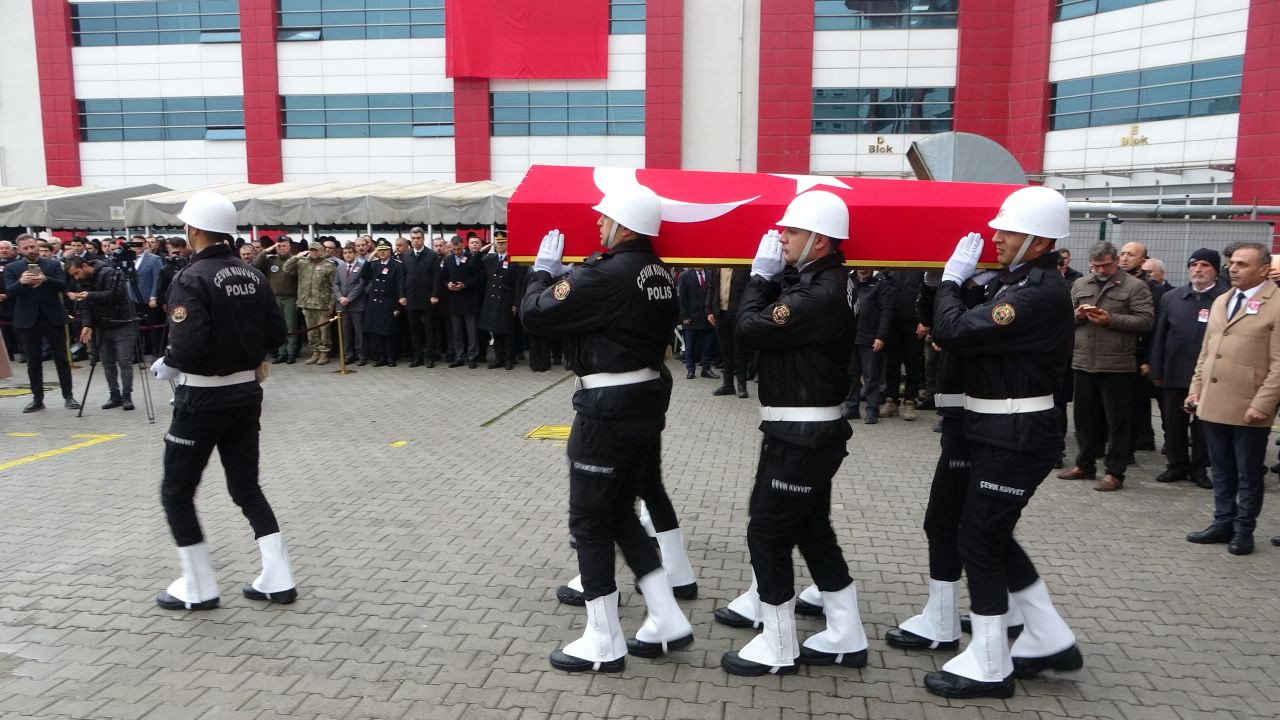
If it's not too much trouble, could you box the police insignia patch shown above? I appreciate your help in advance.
[552,280,571,301]
[171,305,188,323]
[771,304,791,325]
[991,303,1015,325]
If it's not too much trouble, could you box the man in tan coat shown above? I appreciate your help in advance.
[1185,243,1280,556]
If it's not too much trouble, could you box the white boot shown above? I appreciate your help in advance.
[637,500,657,538]
[715,573,762,629]
[157,543,220,610]
[1006,590,1026,627]
[1009,580,1082,676]
[722,597,799,675]
[890,579,961,649]
[244,533,297,603]
[629,569,694,657]
[925,613,1014,698]
[796,582,825,615]
[800,583,869,667]
[655,528,697,597]
[550,590,627,672]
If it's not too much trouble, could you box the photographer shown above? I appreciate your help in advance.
[66,257,137,410]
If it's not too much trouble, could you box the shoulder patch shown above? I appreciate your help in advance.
[771,304,791,325]
[270,265,280,272]
[991,303,1015,325]
[171,305,188,323]
[552,280,571,301]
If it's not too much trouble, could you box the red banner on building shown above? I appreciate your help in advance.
[445,0,608,79]
[508,165,1022,267]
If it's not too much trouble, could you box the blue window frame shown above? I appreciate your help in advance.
[78,96,245,141]
[277,0,444,41]
[610,0,644,34]
[812,87,954,135]
[1049,56,1243,130]
[1056,0,1167,22]
[281,93,454,138]
[814,0,958,31]
[491,91,645,136]
[71,1,239,46]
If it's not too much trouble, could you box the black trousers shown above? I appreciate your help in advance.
[1130,373,1158,448]
[1202,420,1269,534]
[406,308,434,360]
[431,311,451,359]
[1160,387,1206,475]
[160,385,280,547]
[567,414,664,600]
[713,309,749,385]
[528,333,551,371]
[922,415,969,582]
[18,324,73,400]
[1072,370,1133,478]
[883,322,924,404]
[491,332,516,365]
[845,344,883,414]
[747,438,852,605]
[959,443,1048,616]
[366,331,398,363]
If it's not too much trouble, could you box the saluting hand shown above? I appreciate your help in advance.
[942,232,983,285]
[750,230,784,280]
[533,229,568,276]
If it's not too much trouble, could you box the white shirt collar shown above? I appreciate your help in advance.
[1236,283,1265,303]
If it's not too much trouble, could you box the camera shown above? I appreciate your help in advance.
[111,244,137,265]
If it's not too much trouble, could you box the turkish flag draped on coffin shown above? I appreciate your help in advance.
[445,0,608,79]
[507,165,1024,267]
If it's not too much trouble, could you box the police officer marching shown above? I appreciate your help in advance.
[150,191,296,611]
[716,190,870,676]
[922,186,1083,699]
[521,185,695,674]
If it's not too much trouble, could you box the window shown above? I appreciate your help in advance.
[814,0,958,31]
[281,93,454,138]
[491,91,644,136]
[1049,56,1243,130]
[278,0,444,41]
[812,87,954,134]
[71,1,239,46]
[610,0,644,34]
[1055,0,1166,21]
[79,96,245,141]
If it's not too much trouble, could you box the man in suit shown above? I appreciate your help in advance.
[479,232,524,369]
[435,236,483,368]
[677,267,718,380]
[705,266,751,398]
[333,243,368,365]
[3,234,80,412]
[402,226,440,368]
[1185,243,1280,556]
[126,235,164,359]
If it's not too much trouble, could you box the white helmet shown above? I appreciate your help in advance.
[988,185,1069,239]
[177,191,238,235]
[592,185,662,237]
[776,190,849,240]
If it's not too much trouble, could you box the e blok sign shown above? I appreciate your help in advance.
[507,165,1021,267]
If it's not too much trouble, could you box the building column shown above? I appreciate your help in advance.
[645,0,683,169]
[1233,0,1280,248]
[239,0,283,183]
[453,77,491,181]
[32,0,81,186]
[756,0,813,173]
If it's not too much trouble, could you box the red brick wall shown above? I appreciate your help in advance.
[756,0,814,173]
[239,0,284,183]
[645,0,683,169]
[453,77,491,181]
[32,1,81,185]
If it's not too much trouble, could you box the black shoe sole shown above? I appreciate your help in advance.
[795,598,824,617]
[549,650,625,673]
[556,585,585,606]
[797,647,868,668]
[713,607,761,629]
[627,633,693,658]
[924,670,1015,699]
[1013,644,1083,678]
[885,628,961,651]
[156,591,220,611]
[242,585,298,604]
[721,651,798,676]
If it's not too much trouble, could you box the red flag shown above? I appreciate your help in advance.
[445,0,608,79]
[508,165,1022,267]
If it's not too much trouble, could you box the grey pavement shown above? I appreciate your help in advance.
[0,356,1277,720]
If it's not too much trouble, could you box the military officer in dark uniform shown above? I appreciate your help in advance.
[359,239,406,367]
[150,191,294,611]
[923,186,1083,699]
[716,190,869,676]
[479,232,524,369]
[522,185,693,674]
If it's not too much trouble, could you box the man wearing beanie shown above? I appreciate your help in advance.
[1148,248,1229,488]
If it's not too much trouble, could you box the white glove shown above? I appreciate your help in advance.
[751,230,785,280]
[532,229,568,276]
[942,232,983,285]
[151,357,180,381]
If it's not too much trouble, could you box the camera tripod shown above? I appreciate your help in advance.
[76,255,158,423]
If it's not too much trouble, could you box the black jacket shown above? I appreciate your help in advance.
[401,247,439,310]
[704,267,751,316]
[163,244,285,377]
[1132,269,1171,363]
[932,251,1074,453]
[77,265,134,328]
[886,271,923,323]
[359,257,406,336]
[918,280,986,418]
[677,269,712,330]
[3,257,70,329]
[521,238,678,428]
[851,271,892,346]
[737,252,853,448]
[1148,277,1229,388]
[479,253,524,334]
[436,252,484,316]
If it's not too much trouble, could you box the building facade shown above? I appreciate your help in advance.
[3,0,1276,211]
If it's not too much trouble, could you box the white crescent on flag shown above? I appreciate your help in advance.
[592,167,760,224]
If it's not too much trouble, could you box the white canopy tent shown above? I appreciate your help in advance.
[0,184,173,230]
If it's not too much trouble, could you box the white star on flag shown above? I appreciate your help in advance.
[770,174,852,193]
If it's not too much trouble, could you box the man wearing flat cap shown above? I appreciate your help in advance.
[359,239,406,367]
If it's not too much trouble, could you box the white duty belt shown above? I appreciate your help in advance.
[963,394,1054,414]
[758,405,844,422]
[934,393,965,408]
[576,367,661,390]
[179,369,257,388]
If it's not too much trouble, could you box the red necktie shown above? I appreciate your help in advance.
[698,271,704,288]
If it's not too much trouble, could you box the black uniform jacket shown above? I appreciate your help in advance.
[521,238,678,427]
[479,253,525,335]
[736,251,853,448]
[164,244,285,377]
[360,257,405,336]
[851,271,892,346]
[918,280,986,419]
[1149,277,1229,389]
[932,251,1073,453]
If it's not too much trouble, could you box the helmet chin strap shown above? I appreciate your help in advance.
[1008,234,1037,269]
[603,219,620,250]
[794,231,818,270]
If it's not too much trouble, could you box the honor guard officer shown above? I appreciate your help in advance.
[150,191,297,611]
[521,185,695,674]
[923,186,1082,699]
[717,190,870,676]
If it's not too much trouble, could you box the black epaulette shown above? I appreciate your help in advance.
[584,252,608,267]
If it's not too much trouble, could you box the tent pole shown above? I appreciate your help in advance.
[252,225,259,243]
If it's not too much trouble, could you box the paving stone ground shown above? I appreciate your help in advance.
[0,356,1277,720]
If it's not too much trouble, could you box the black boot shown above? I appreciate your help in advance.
[924,670,1015,699]
[737,380,749,399]
[102,395,123,410]
[122,395,135,411]
[713,382,735,396]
